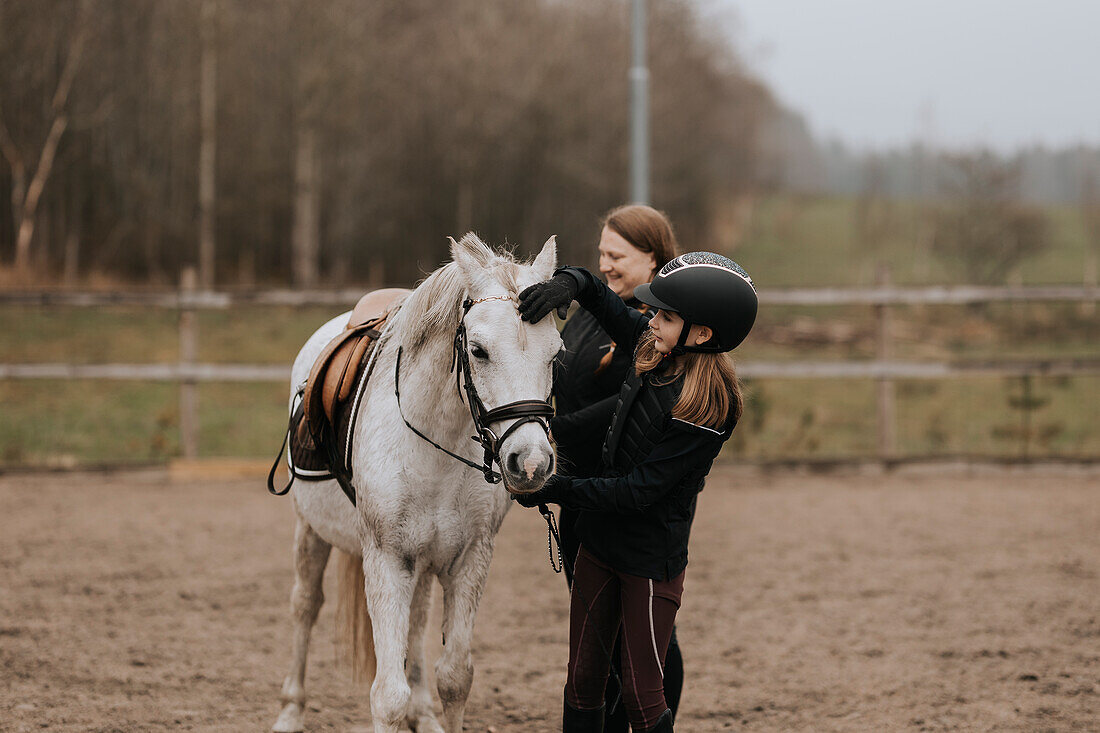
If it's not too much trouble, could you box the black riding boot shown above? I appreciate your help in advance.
[642,708,674,732]
[563,696,605,733]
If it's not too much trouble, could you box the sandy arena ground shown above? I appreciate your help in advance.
[1,466,1098,732]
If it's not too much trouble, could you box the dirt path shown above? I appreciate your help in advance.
[1,467,1097,731]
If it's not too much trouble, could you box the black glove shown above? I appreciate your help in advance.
[511,474,569,507]
[518,273,579,323]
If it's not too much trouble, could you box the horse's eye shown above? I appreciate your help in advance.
[471,344,489,360]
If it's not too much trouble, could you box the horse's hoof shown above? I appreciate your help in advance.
[407,714,445,733]
[272,702,306,733]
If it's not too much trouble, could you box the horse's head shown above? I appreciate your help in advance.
[449,233,562,494]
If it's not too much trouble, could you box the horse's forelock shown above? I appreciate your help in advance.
[491,259,521,297]
[397,263,466,351]
[398,249,530,351]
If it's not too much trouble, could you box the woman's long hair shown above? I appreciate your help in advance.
[595,204,680,375]
[602,204,681,270]
[634,331,743,429]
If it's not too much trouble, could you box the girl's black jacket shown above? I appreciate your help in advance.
[538,267,737,581]
[551,293,638,479]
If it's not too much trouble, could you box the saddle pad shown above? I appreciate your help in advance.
[286,397,330,479]
[287,323,385,483]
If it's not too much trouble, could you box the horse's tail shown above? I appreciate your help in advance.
[336,550,376,684]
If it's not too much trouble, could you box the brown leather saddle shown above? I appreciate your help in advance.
[268,288,410,504]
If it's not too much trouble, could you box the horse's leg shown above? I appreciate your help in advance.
[273,517,332,733]
[405,572,444,733]
[436,539,494,733]
[363,545,417,732]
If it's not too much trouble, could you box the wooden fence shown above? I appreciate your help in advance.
[2,269,1099,462]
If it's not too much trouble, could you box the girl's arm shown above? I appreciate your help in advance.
[556,267,651,353]
[518,267,650,351]
[525,420,728,514]
[550,393,618,446]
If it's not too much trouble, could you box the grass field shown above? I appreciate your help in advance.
[736,195,1095,287]
[1,195,1098,468]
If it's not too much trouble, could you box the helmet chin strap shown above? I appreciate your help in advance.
[668,318,722,356]
[667,318,693,357]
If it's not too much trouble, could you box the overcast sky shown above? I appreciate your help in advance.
[722,0,1100,152]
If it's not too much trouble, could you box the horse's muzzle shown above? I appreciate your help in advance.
[502,445,554,494]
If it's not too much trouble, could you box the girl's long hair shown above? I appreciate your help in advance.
[634,331,743,429]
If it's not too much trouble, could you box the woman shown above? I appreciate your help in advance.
[550,205,680,731]
[518,251,758,732]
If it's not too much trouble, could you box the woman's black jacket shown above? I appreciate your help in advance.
[541,267,737,581]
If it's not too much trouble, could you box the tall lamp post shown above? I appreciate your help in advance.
[630,0,649,205]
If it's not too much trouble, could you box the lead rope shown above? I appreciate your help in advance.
[538,503,564,573]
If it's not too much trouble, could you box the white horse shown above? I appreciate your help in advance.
[273,234,562,733]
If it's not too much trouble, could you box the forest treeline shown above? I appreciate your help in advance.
[0,0,776,286]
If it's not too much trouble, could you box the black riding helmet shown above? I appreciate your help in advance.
[633,252,758,353]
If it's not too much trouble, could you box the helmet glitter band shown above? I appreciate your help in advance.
[657,252,754,288]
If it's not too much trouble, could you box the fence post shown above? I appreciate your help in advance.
[875,263,896,460]
[179,267,199,459]
[1084,252,1097,317]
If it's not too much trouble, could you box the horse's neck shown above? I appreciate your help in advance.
[390,328,471,440]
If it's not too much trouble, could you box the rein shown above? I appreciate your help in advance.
[394,295,554,487]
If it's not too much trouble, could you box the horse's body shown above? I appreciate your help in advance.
[273,235,561,733]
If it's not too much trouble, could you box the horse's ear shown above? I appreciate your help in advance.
[531,235,557,281]
[449,233,494,289]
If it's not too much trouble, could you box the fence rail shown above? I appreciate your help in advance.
[3,274,1099,463]
[2,284,1099,308]
[0,363,290,381]
[4,358,1100,383]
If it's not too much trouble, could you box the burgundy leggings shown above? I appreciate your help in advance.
[566,547,685,731]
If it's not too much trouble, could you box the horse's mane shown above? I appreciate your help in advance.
[394,233,526,352]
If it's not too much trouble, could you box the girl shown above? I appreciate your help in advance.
[516,252,758,733]
[551,205,681,732]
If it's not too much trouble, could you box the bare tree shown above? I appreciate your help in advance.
[0,0,776,285]
[1082,173,1100,282]
[931,153,1049,284]
[1080,172,1100,315]
[198,0,218,288]
[647,0,773,251]
[287,0,345,288]
[854,154,897,262]
[0,0,92,274]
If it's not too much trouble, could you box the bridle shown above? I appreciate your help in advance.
[394,294,555,488]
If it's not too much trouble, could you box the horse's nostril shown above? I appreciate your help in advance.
[506,452,522,476]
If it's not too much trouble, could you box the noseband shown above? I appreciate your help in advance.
[395,295,554,485]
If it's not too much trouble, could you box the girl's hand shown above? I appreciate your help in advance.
[511,474,568,507]
[518,274,579,323]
